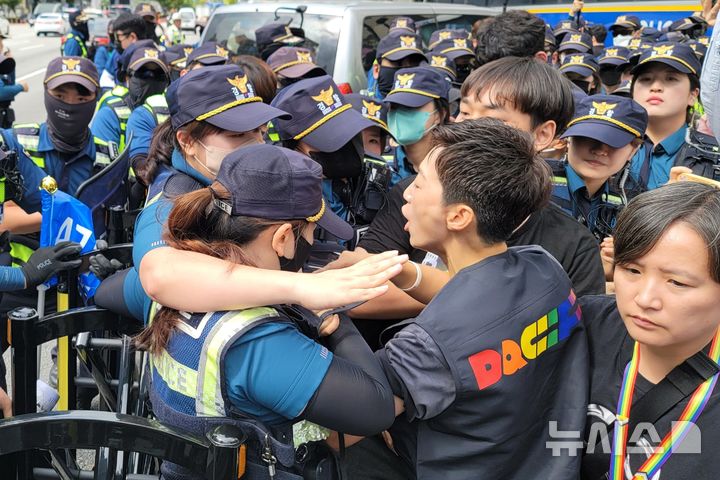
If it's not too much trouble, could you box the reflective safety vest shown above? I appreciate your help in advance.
[142,94,169,126]
[94,95,132,168]
[61,32,88,58]
[12,123,45,169]
[95,85,129,114]
[152,307,279,416]
[266,121,280,143]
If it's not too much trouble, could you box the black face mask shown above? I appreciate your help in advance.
[377,66,400,97]
[44,91,95,153]
[455,63,473,85]
[599,68,622,88]
[74,22,89,40]
[308,134,364,180]
[571,79,591,94]
[127,75,168,109]
[279,235,313,272]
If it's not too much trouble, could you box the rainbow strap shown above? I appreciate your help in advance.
[610,331,720,480]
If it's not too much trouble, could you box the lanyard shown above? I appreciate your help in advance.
[610,331,720,480]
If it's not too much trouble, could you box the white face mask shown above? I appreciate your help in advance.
[194,139,235,178]
[613,35,632,47]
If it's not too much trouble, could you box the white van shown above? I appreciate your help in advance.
[178,7,197,31]
[201,1,496,93]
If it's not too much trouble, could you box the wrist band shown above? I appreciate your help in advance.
[400,262,422,292]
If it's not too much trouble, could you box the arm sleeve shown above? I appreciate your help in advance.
[126,107,156,161]
[94,47,108,73]
[358,179,413,255]
[376,323,456,421]
[90,107,121,146]
[701,26,720,141]
[132,200,171,267]
[94,268,147,322]
[223,322,333,420]
[0,81,22,103]
[0,265,25,291]
[302,317,395,436]
[567,239,605,296]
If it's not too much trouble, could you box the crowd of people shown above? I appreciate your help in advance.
[0,1,719,479]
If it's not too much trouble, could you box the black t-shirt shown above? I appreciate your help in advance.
[359,176,606,296]
[580,295,720,480]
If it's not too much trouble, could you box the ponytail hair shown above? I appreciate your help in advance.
[134,182,308,355]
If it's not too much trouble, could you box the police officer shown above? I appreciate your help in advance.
[557,31,594,61]
[94,20,118,91]
[371,29,425,99]
[63,10,90,57]
[163,43,193,81]
[166,13,184,46]
[182,42,228,72]
[267,46,326,88]
[346,93,391,158]
[92,44,168,168]
[597,46,631,95]
[428,36,475,86]
[254,21,306,61]
[0,54,27,129]
[609,15,642,46]
[550,94,648,241]
[365,17,418,95]
[559,53,600,95]
[138,144,393,480]
[427,28,468,51]
[134,3,163,46]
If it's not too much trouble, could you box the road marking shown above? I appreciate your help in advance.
[19,45,45,51]
[17,68,47,81]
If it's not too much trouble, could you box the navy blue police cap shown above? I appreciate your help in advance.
[632,42,701,76]
[428,28,469,50]
[561,94,648,148]
[214,144,353,240]
[610,15,642,31]
[669,17,697,32]
[545,26,557,48]
[186,42,229,67]
[127,46,168,75]
[267,46,325,79]
[169,64,290,132]
[688,41,708,61]
[45,56,98,93]
[430,38,474,61]
[376,30,425,62]
[270,75,375,152]
[553,20,579,39]
[384,66,451,108]
[346,93,390,133]
[255,22,305,51]
[640,27,663,42]
[425,52,457,81]
[598,46,630,67]
[165,44,194,68]
[559,53,599,77]
[118,39,155,74]
[558,32,593,53]
[389,17,416,33]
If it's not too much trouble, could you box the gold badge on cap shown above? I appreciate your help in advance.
[183,47,193,56]
[61,58,81,72]
[616,15,627,23]
[590,101,617,117]
[431,55,447,68]
[700,37,710,45]
[561,21,571,28]
[312,86,342,115]
[400,36,416,48]
[439,31,452,40]
[394,73,415,90]
[453,38,467,48]
[142,4,152,13]
[569,55,584,65]
[296,50,312,63]
[605,48,619,57]
[652,45,674,56]
[216,46,228,58]
[362,100,382,118]
[144,49,159,58]
[227,74,255,100]
[629,38,642,48]
[569,34,582,43]
[396,19,407,28]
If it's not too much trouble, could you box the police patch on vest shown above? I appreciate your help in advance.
[467,291,580,390]
[312,86,343,115]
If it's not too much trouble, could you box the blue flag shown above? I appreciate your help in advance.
[40,189,100,299]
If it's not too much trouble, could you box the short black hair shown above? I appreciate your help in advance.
[113,13,149,39]
[461,56,575,132]
[615,182,720,282]
[587,24,607,43]
[474,11,545,66]
[431,119,551,244]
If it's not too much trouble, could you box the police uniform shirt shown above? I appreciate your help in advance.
[629,124,687,190]
[377,246,588,479]
[359,177,606,296]
[580,295,720,479]
[0,71,23,104]
[126,105,159,161]
[1,124,95,212]
[91,101,126,148]
[63,29,87,57]
[554,163,619,234]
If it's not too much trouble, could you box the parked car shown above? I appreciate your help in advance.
[29,2,62,26]
[34,12,68,36]
[0,17,9,38]
[179,7,196,31]
[201,1,495,94]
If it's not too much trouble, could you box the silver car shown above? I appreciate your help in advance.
[200,1,496,93]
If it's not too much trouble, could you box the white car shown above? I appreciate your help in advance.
[0,17,9,38]
[34,13,68,36]
[179,7,196,31]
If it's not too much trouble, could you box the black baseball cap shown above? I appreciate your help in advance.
[376,30,424,62]
[271,75,374,152]
[44,56,98,93]
[561,94,648,148]
[214,144,353,240]
[610,15,642,31]
[169,64,290,132]
[127,46,168,74]
[267,47,325,79]
[559,53,599,77]
[255,22,305,51]
[384,66,450,108]
[389,16,416,33]
[186,42,229,67]
[430,38,474,61]
[346,93,389,133]
[632,43,701,75]
[558,32,593,53]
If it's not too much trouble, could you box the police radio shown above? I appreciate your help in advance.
[352,154,392,225]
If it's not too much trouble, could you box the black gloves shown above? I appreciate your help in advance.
[21,241,82,288]
[88,253,124,280]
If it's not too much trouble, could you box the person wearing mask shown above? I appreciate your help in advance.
[371,30,425,99]
[365,16,417,96]
[550,94,647,242]
[166,13,184,46]
[628,43,703,192]
[597,47,631,94]
[254,22,305,61]
[609,15,643,47]
[92,45,169,168]
[0,54,27,129]
[63,10,90,58]
[346,93,391,158]
[428,36,475,87]
[560,53,601,95]
[94,20,118,90]
[137,144,395,479]
[580,182,720,480]
[133,3,162,46]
